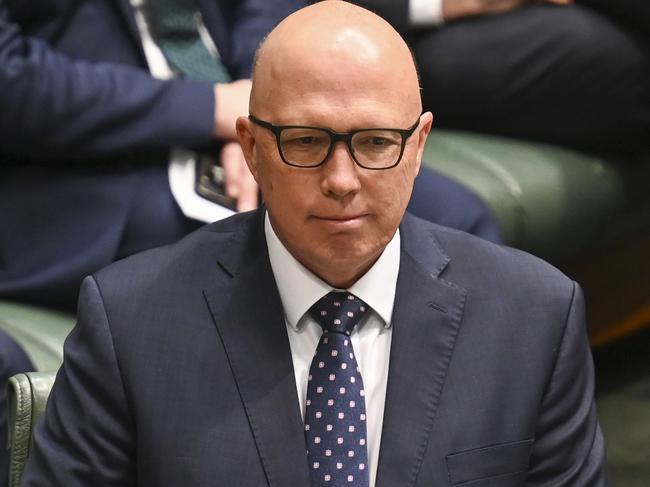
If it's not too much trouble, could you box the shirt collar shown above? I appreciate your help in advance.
[265,212,400,331]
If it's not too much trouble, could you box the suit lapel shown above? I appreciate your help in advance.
[195,0,230,62]
[376,215,467,487]
[114,0,148,64]
[203,212,311,487]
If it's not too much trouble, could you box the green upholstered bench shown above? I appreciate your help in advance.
[7,372,57,487]
[423,130,628,260]
[423,130,650,345]
[0,301,75,372]
[0,302,74,486]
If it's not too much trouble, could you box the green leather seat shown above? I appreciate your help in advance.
[423,129,650,262]
[423,129,650,345]
[0,301,74,486]
[0,301,75,372]
[6,372,56,487]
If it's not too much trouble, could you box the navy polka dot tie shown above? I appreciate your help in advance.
[304,291,370,486]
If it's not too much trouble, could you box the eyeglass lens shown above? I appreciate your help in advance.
[279,128,403,168]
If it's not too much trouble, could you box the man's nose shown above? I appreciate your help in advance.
[320,141,361,198]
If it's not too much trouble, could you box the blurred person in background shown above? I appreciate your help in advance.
[0,1,301,485]
[352,0,650,156]
[0,0,303,312]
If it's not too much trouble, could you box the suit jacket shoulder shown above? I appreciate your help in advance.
[93,209,262,309]
[401,212,575,306]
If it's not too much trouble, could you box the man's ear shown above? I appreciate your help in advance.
[414,111,433,175]
[236,116,259,182]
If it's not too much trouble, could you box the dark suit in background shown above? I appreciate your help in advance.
[0,2,302,484]
[21,209,605,486]
[0,0,302,311]
[353,0,650,156]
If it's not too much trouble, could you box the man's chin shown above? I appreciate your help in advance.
[313,245,382,284]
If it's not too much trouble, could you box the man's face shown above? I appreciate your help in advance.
[239,42,432,287]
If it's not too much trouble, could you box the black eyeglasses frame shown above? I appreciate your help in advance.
[248,114,421,170]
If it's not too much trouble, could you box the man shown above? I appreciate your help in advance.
[22,2,605,486]
[352,0,650,156]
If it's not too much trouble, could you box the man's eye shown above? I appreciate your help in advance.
[357,134,399,148]
[370,137,390,146]
[283,133,326,147]
[296,136,315,145]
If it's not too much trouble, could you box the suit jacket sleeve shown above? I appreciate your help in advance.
[0,5,214,160]
[21,276,136,486]
[526,282,607,485]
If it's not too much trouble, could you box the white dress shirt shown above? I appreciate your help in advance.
[265,213,400,487]
[130,0,234,223]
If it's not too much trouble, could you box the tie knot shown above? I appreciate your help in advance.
[308,291,369,335]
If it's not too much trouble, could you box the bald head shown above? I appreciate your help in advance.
[250,1,422,122]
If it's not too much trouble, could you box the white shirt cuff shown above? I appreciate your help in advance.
[409,0,445,27]
[168,149,235,223]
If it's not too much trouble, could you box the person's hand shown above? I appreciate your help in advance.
[213,79,252,141]
[442,0,572,22]
[220,141,259,212]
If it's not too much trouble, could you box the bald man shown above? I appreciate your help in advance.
[22,2,605,486]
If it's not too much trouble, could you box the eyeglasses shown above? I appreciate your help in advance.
[248,114,421,170]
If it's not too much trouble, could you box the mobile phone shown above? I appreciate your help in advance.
[195,155,237,210]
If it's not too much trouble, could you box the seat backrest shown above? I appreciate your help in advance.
[7,372,57,487]
[0,301,75,372]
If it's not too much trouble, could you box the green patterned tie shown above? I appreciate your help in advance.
[148,0,231,82]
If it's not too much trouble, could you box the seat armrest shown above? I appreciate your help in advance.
[7,372,57,487]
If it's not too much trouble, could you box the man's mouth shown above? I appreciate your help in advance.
[312,214,368,229]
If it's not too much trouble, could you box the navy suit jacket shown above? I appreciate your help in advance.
[22,209,605,486]
[0,0,301,309]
